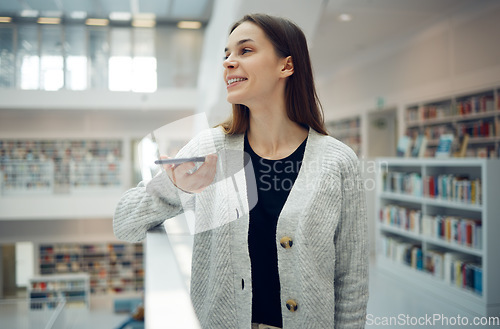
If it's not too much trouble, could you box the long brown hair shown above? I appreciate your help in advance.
[217,13,328,135]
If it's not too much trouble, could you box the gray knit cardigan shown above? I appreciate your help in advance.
[113,126,369,329]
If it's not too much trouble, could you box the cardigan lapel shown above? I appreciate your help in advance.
[276,128,325,232]
[223,132,248,218]
[222,127,325,225]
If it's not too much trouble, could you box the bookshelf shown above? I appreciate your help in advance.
[38,242,144,295]
[326,116,361,156]
[28,273,90,310]
[405,89,500,158]
[375,158,500,316]
[0,139,123,195]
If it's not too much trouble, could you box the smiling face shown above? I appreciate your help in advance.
[223,22,293,108]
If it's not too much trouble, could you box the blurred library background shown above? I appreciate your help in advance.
[1,0,500,328]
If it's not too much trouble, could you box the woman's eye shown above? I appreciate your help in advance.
[223,48,251,61]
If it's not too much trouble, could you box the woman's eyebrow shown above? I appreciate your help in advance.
[224,38,255,53]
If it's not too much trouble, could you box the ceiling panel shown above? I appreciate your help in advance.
[171,0,209,19]
[0,0,213,21]
[139,0,171,17]
[101,0,132,15]
[23,0,60,13]
[329,0,464,14]
[310,0,476,81]
[60,0,94,16]
[0,1,23,15]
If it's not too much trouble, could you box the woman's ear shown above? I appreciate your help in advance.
[281,56,294,78]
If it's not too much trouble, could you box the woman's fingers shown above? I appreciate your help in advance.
[160,155,176,184]
[160,154,218,193]
[190,154,217,192]
[195,153,217,178]
[174,161,197,177]
[182,153,217,193]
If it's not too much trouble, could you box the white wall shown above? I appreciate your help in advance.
[0,89,197,112]
[15,242,34,287]
[318,1,500,123]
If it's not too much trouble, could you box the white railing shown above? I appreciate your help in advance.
[0,297,66,329]
[145,224,200,329]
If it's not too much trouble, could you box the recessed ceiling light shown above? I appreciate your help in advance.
[134,13,156,20]
[338,14,353,22]
[132,19,156,28]
[86,18,109,26]
[110,12,132,21]
[0,17,12,23]
[177,21,202,29]
[37,17,61,25]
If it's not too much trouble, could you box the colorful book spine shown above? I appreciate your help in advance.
[380,205,422,234]
[423,175,481,204]
[381,236,482,296]
[383,171,422,196]
[421,215,482,249]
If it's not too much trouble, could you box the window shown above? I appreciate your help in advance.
[0,27,15,88]
[18,25,39,90]
[109,27,132,91]
[40,25,64,91]
[0,23,203,91]
[132,28,156,92]
[89,28,109,89]
[65,25,87,90]
[108,27,157,92]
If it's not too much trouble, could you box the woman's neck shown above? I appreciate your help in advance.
[246,109,308,160]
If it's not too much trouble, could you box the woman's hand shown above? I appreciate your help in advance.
[162,154,218,194]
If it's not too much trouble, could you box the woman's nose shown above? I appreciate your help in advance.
[223,56,238,69]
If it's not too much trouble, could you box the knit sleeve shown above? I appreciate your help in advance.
[333,148,369,328]
[113,128,221,243]
[113,171,190,243]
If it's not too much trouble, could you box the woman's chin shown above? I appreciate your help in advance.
[226,96,243,106]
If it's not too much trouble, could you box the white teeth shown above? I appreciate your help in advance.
[227,78,246,86]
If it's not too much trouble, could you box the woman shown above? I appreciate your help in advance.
[114,13,368,329]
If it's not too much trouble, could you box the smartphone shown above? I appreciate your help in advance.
[154,156,206,165]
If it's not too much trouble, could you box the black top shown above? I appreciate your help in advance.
[245,134,307,327]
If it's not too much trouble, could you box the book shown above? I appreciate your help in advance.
[435,134,454,158]
[453,134,469,158]
[471,265,483,295]
[476,147,488,158]
[444,252,461,285]
[411,134,428,158]
[396,136,412,157]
